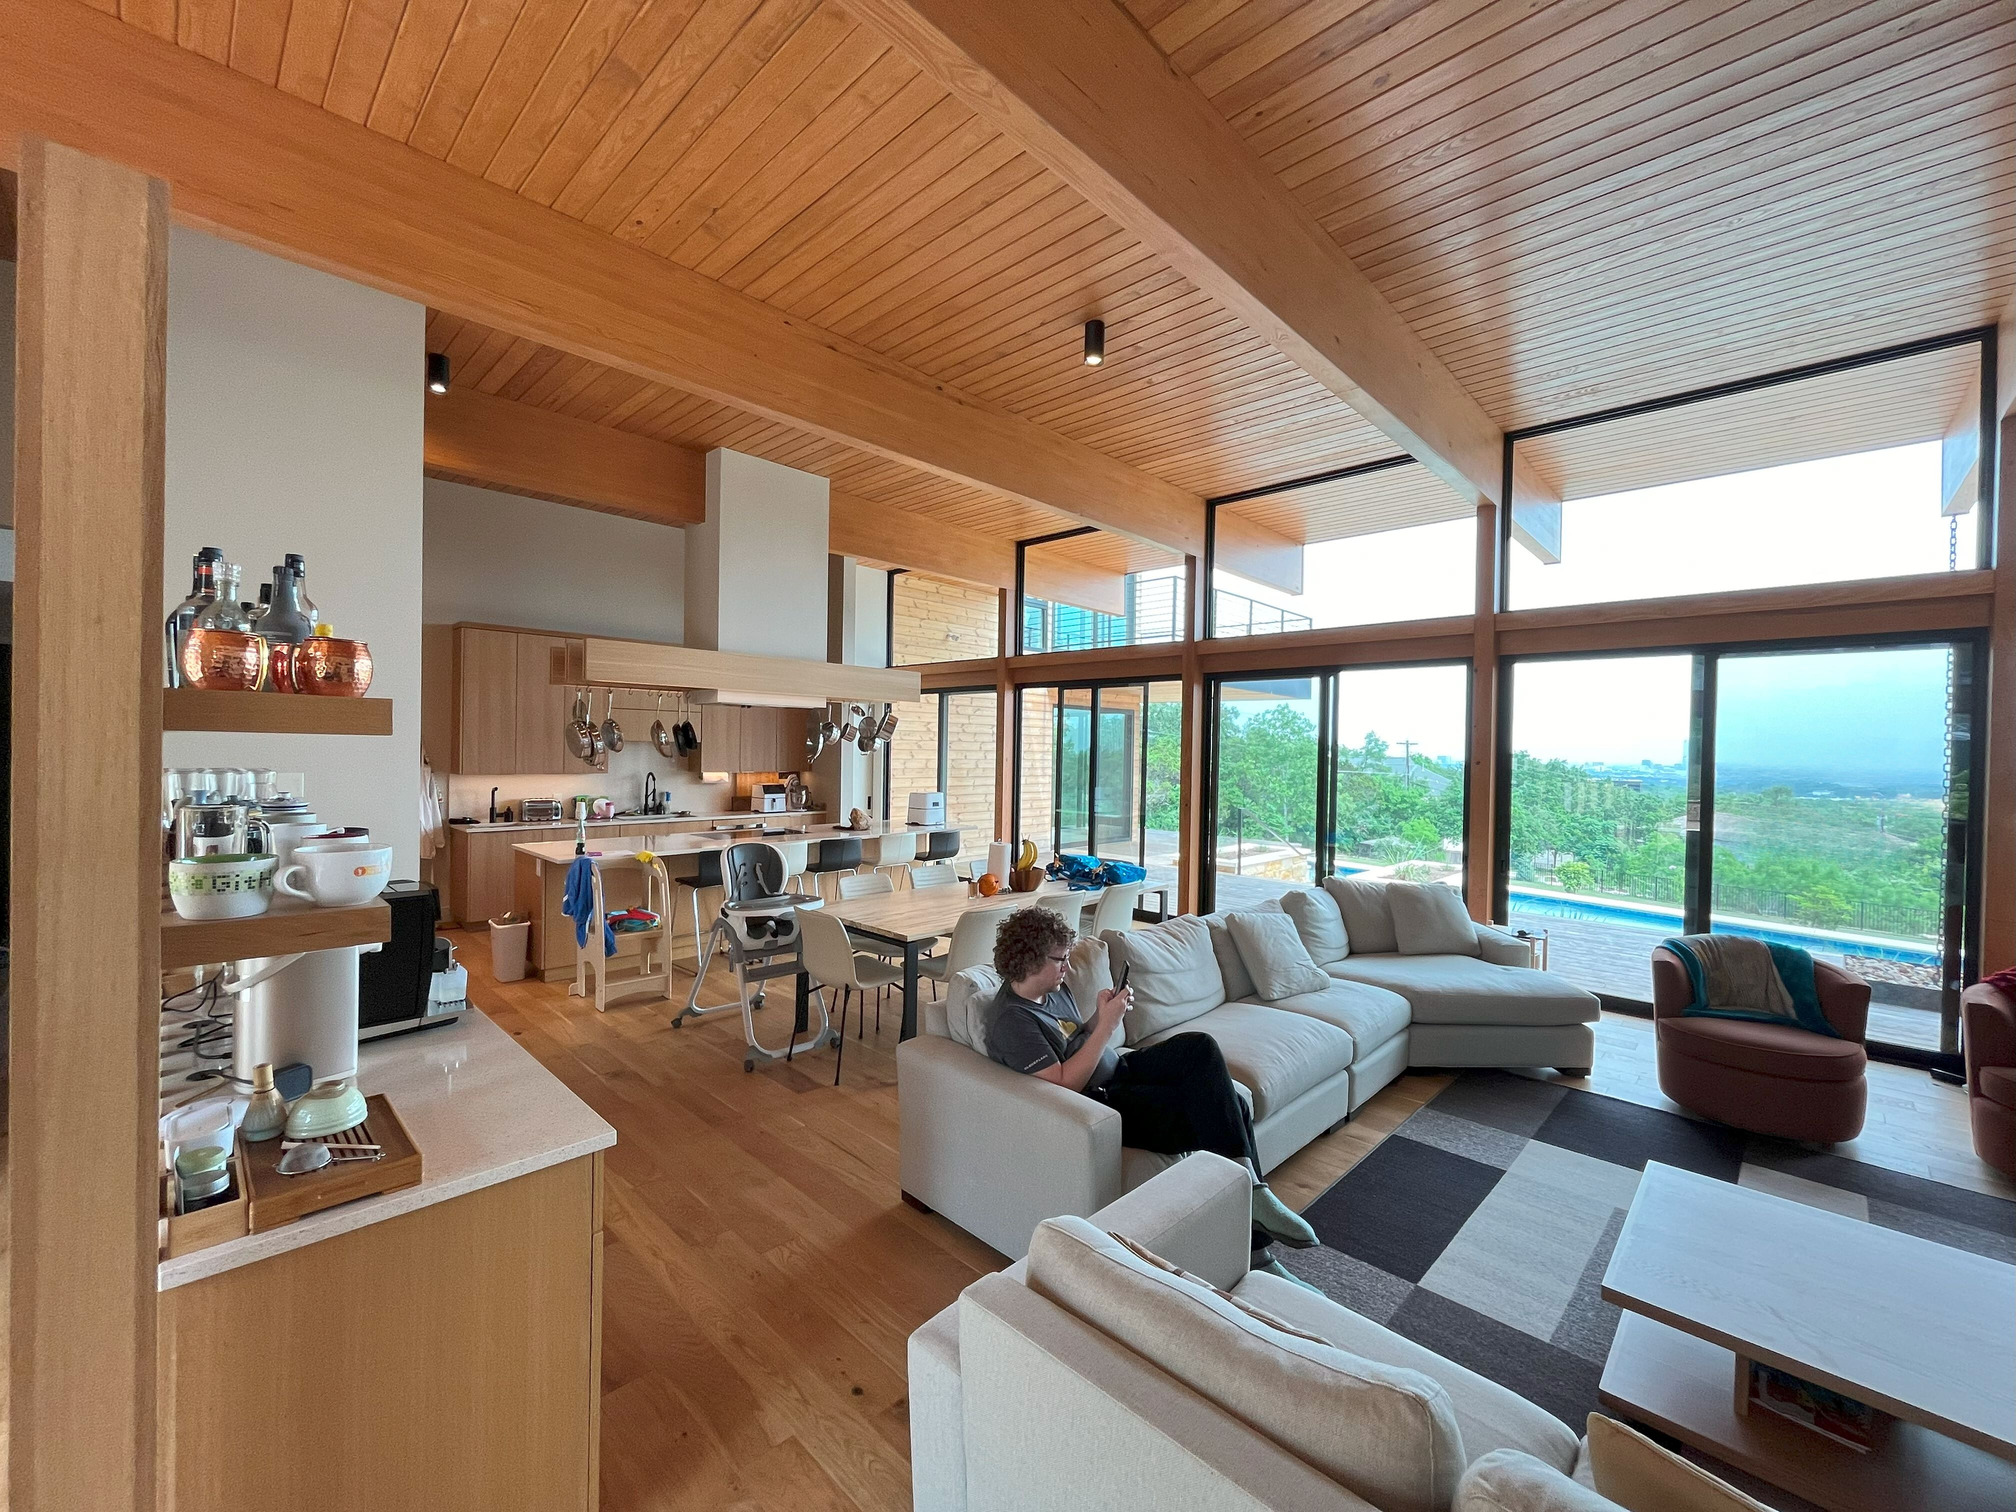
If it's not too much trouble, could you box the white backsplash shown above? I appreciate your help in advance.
[447,739,729,821]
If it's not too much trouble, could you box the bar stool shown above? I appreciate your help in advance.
[921,829,962,866]
[862,831,918,887]
[771,838,811,897]
[806,837,862,905]
[669,848,724,970]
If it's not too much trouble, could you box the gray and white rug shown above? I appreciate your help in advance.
[1283,1071,2016,1431]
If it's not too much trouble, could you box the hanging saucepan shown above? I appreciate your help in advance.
[565,689,599,763]
[651,694,678,758]
[600,689,625,754]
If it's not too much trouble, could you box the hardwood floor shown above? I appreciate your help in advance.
[450,926,2010,1511]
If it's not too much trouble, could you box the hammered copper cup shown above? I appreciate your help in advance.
[293,637,374,696]
[181,628,270,692]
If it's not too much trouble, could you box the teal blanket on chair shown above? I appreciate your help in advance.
[1662,933,1836,1038]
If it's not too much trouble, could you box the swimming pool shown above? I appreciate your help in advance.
[1506,887,1940,967]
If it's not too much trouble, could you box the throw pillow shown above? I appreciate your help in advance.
[1028,1216,1464,1512]
[1281,886,1350,964]
[1066,936,1122,1057]
[1102,914,1227,1045]
[1389,882,1481,957]
[1454,1449,1616,1512]
[1205,912,1258,1002]
[943,965,1000,1052]
[1229,910,1332,1001]
[1585,1415,1771,1512]
[1325,876,1399,954]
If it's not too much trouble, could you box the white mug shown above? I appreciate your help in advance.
[276,843,392,907]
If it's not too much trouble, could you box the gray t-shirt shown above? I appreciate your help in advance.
[982,982,1119,1093]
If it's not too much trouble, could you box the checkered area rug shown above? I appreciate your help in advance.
[1280,1071,2016,1431]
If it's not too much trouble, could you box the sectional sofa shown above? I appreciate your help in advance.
[897,879,1599,1259]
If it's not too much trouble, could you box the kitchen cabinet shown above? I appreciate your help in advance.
[516,634,583,774]
[448,828,521,925]
[455,628,519,774]
[693,705,809,774]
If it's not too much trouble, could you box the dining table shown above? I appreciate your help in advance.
[822,881,1105,1040]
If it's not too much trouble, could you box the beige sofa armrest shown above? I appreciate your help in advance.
[898,1035,1124,1261]
[1086,1151,1255,1292]
[1475,924,1533,968]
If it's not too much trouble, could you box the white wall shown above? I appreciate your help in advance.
[422,477,685,641]
[163,229,425,872]
[686,448,829,660]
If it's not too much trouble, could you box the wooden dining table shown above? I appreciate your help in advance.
[821,881,1103,1040]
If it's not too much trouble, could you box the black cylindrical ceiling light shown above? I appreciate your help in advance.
[1082,319,1105,366]
[426,351,451,394]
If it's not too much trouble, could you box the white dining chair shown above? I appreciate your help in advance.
[837,871,895,901]
[1085,882,1145,938]
[796,908,903,1084]
[909,863,961,890]
[918,904,1010,1000]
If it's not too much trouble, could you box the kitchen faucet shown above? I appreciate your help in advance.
[643,771,659,815]
[489,785,500,823]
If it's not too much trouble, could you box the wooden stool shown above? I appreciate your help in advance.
[570,852,678,1013]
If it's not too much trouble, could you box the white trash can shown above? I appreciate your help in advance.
[488,916,531,983]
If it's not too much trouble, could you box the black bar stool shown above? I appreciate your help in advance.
[672,848,723,966]
[923,829,961,863]
[806,837,863,904]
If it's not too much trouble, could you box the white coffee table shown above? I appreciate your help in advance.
[1598,1163,2016,1512]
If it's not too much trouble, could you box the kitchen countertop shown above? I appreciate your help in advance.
[511,818,958,865]
[450,809,827,834]
[159,1006,615,1291]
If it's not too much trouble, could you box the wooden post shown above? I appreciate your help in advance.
[1177,554,1208,915]
[1982,412,2015,973]
[1466,500,1502,922]
[994,588,1014,847]
[9,138,167,1512]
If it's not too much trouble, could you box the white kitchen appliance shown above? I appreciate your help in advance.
[754,783,789,813]
[907,791,946,826]
[219,944,377,1088]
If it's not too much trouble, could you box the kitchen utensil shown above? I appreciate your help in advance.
[651,695,677,758]
[283,1078,369,1138]
[600,689,624,753]
[301,827,372,849]
[566,689,600,762]
[169,799,268,860]
[181,627,270,692]
[240,1063,288,1142]
[678,718,697,751]
[168,853,277,920]
[292,636,374,696]
[275,843,393,907]
[275,1142,331,1176]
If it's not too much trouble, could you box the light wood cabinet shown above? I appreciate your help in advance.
[455,628,519,774]
[448,828,520,925]
[516,634,584,774]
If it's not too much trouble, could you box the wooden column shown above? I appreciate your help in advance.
[1465,501,1502,922]
[1982,411,2015,973]
[1177,554,1208,915]
[9,138,168,1512]
[994,589,1015,845]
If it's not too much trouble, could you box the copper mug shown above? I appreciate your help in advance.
[292,637,374,697]
[181,629,270,692]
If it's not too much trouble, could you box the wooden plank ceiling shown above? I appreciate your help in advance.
[112,0,2015,552]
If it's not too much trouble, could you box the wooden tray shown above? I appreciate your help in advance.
[242,1094,422,1232]
[161,1145,251,1259]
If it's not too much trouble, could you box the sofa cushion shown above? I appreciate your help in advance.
[1230,910,1332,1002]
[1982,1065,2016,1112]
[1281,887,1351,965]
[1328,954,1600,1027]
[1140,1002,1354,1121]
[1237,1268,1580,1474]
[1326,876,1399,954]
[1205,900,1281,1003]
[1067,936,1125,1060]
[1029,1217,1465,1512]
[1266,980,1411,1056]
[1390,882,1481,957]
[1455,1450,1617,1512]
[1657,1014,1866,1084]
[1586,1413,1771,1511]
[1105,915,1226,1045]
[942,965,1001,1051]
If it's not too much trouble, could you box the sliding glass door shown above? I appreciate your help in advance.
[1015,679,1182,898]
[887,687,999,865]
[1498,637,1981,1063]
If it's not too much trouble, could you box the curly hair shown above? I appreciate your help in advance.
[993,905,1075,985]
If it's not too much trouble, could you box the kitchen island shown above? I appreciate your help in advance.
[511,819,959,980]
[157,1008,614,1510]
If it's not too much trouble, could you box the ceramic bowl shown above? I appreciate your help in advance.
[283,1079,369,1139]
[275,844,392,908]
[293,637,374,696]
[181,629,270,692]
[301,827,373,850]
[168,853,277,920]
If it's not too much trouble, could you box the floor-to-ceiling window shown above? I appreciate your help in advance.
[885,687,999,866]
[1015,679,1182,899]
[1211,677,1321,907]
[1020,529,1186,653]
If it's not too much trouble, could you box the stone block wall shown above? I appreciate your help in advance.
[891,572,999,665]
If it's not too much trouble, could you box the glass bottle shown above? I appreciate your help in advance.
[164,545,225,688]
[190,564,251,634]
[285,553,319,630]
[261,561,315,647]
[249,581,272,629]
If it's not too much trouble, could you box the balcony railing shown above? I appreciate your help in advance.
[1211,588,1313,638]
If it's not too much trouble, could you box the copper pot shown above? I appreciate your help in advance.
[293,637,374,696]
[181,629,270,693]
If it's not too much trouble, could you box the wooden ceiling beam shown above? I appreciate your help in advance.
[828,490,1017,592]
[0,0,1207,559]
[842,0,1511,511]
[424,387,705,528]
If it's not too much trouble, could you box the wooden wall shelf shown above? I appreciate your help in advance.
[161,896,390,971]
[164,689,393,735]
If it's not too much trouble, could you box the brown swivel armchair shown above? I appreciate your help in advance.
[1650,946,1869,1144]
[1962,979,2016,1179]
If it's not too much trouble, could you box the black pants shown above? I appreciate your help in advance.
[1090,1032,1268,1248]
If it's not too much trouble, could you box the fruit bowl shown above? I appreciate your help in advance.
[1008,867,1044,893]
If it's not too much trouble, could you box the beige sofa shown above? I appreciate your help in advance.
[909,1153,1619,1512]
[897,881,1598,1259]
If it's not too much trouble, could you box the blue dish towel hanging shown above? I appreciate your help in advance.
[562,855,617,957]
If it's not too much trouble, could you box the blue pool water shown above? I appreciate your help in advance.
[1506,887,1939,967]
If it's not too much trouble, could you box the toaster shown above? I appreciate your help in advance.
[519,799,564,822]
